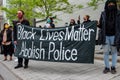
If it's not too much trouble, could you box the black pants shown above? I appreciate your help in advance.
[18,57,29,66]
[3,44,14,56]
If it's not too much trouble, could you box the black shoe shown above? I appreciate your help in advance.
[14,65,23,69]
[111,66,117,74]
[3,59,7,61]
[24,65,28,69]
[103,67,110,74]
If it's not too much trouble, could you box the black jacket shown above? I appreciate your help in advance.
[0,29,12,43]
[98,11,120,47]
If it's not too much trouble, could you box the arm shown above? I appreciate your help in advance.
[12,20,18,45]
[0,31,2,45]
[116,13,120,52]
[13,20,18,41]
[97,12,103,29]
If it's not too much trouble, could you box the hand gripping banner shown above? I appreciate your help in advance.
[15,21,97,63]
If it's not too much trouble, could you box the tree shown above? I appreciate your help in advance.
[87,0,104,9]
[1,0,105,25]
[1,0,41,25]
[1,0,77,25]
[34,0,78,18]
[117,0,120,9]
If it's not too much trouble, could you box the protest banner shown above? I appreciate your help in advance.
[15,21,97,63]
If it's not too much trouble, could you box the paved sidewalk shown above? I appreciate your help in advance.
[0,61,21,80]
[0,46,120,80]
[0,75,4,80]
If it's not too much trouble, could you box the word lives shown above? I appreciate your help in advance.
[39,25,95,41]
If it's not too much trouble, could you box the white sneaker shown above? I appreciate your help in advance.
[14,58,18,62]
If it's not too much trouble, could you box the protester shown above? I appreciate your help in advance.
[98,0,120,74]
[44,17,55,28]
[13,10,30,69]
[44,18,51,28]
[69,19,76,26]
[65,22,68,27]
[77,15,80,24]
[0,23,14,61]
[82,15,91,24]
[50,17,55,28]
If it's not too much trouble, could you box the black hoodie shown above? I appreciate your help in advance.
[104,0,117,36]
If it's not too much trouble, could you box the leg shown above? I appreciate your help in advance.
[24,58,29,68]
[111,46,117,67]
[9,44,13,60]
[110,36,117,74]
[3,45,8,61]
[3,54,7,61]
[104,52,110,68]
[103,36,110,68]
[14,57,23,69]
[18,57,23,66]
[103,36,110,73]
[111,47,117,74]
[9,52,13,61]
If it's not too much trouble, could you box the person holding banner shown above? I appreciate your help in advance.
[69,19,76,26]
[77,15,80,24]
[98,0,120,74]
[13,10,30,69]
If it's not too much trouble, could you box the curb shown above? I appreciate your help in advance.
[95,52,120,63]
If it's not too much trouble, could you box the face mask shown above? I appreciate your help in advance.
[46,18,51,23]
[17,12,23,19]
[108,5,116,11]
[5,25,9,29]
[83,17,87,21]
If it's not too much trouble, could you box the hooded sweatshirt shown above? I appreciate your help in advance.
[105,0,117,36]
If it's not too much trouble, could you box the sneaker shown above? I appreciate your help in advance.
[14,65,23,69]
[24,65,28,69]
[14,58,18,62]
[111,67,117,74]
[103,67,110,74]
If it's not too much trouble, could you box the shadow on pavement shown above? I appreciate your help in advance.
[0,75,4,80]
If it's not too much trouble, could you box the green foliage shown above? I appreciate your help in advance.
[34,0,75,18]
[87,0,120,10]
[87,0,104,10]
[1,0,76,25]
[1,0,41,25]
[76,4,83,9]
[1,0,105,25]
